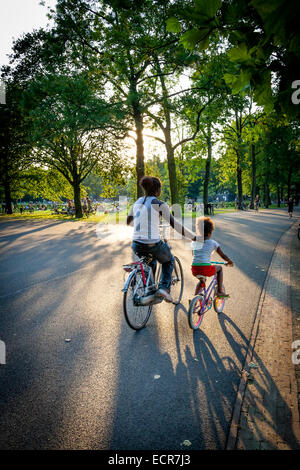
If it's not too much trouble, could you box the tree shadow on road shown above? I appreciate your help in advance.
[218,313,300,450]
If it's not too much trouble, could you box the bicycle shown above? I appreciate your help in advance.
[188,261,228,330]
[122,225,184,330]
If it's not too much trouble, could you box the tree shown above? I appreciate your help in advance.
[166,0,300,118]
[143,50,213,205]
[0,83,32,213]
[242,113,264,208]
[222,94,253,209]
[17,167,75,202]
[51,0,180,198]
[186,50,232,212]
[23,72,126,217]
[260,117,300,205]
[52,0,218,202]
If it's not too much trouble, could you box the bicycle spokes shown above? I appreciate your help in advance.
[189,295,205,330]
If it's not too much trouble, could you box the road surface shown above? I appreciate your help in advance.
[0,209,295,449]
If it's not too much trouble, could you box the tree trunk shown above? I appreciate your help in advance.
[287,165,292,200]
[235,113,243,210]
[237,150,243,210]
[73,176,82,218]
[280,184,284,202]
[263,181,271,208]
[276,169,281,207]
[129,78,145,202]
[154,56,178,205]
[203,127,212,215]
[165,135,178,206]
[250,142,256,209]
[277,184,281,207]
[4,178,12,214]
[263,157,271,208]
[134,110,145,199]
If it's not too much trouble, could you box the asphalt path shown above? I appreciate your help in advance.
[0,209,295,449]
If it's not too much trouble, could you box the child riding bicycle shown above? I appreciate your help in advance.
[191,217,234,298]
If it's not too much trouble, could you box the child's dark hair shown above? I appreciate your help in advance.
[140,176,161,196]
[196,217,215,237]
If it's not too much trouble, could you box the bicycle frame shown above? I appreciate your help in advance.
[198,275,218,315]
[195,261,227,314]
[122,261,155,294]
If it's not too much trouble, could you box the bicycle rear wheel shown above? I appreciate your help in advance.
[123,272,152,330]
[188,293,205,330]
[170,256,184,303]
[213,284,226,314]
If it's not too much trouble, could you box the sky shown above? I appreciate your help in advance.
[0,0,57,67]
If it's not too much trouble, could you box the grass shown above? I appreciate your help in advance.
[1,205,284,224]
[1,206,236,223]
[0,209,128,224]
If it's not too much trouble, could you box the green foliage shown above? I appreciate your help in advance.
[166,17,181,33]
[224,70,251,95]
[180,28,210,51]
[19,167,74,201]
[194,0,222,19]
[168,0,300,118]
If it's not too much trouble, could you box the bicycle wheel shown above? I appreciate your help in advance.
[213,284,226,314]
[170,256,184,303]
[188,294,205,330]
[123,272,152,330]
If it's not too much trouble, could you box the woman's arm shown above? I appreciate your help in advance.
[158,202,196,240]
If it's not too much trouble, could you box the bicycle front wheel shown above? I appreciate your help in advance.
[170,256,184,304]
[213,284,226,314]
[123,272,152,330]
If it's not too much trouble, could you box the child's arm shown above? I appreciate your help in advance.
[216,246,234,266]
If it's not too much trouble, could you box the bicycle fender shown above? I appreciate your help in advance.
[122,270,136,293]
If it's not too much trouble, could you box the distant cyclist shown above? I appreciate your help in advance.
[127,176,196,303]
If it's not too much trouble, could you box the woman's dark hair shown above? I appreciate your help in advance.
[140,176,162,196]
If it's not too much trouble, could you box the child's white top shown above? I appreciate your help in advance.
[192,239,220,265]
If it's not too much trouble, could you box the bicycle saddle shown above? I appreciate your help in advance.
[140,254,154,265]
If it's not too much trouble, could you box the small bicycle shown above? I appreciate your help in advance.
[122,225,183,330]
[188,261,228,330]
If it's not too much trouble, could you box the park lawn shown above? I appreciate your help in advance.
[0,209,128,224]
[2,206,286,224]
[0,207,236,224]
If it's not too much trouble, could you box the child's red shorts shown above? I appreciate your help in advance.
[191,265,216,279]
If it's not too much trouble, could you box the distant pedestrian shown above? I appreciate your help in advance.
[288,198,294,218]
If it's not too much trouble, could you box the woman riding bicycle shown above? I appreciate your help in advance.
[127,176,196,303]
